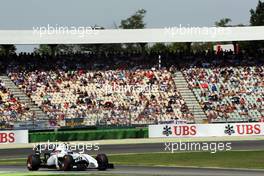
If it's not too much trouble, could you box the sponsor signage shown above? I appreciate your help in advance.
[65,118,84,128]
[14,121,55,130]
[0,130,28,144]
[149,123,264,138]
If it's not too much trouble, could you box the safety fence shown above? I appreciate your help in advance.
[29,128,148,142]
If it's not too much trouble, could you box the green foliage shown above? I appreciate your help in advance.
[35,44,82,55]
[247,0,264,52]
[0,45,16,55]
[120,9,147,29]
[250,0,264,26]
[56,44,81,54]
[150,43,169,53]
[119,9,147,53]
[80,43,122,54]
[191,42,213,52]
[214,18,232,27]
[34,44,52,55]
[168,43,189,53]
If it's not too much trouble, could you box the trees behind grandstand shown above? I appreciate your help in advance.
[250,0,264,26]
[248,0,264,53]
[236,0,264,54]
[31,1,264,56]
[34,44,83,56]
[34,9,148,56]
[119,9,147,55]
[214,18,232,27]
[120,9,146,29]
[0,45,16,55]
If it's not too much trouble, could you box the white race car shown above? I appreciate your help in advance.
[27,144,114,171]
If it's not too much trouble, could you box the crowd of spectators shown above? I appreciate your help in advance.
[0,50,263,127]
[0,80,32,126]
[182,54,264,122]
[3,54,193,126]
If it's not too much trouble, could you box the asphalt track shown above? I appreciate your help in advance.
[0,140,264,175]
[0,165,264,176]
[1,140,264,158]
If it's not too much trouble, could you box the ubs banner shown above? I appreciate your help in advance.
[149,123,264,138]
[0,130,28,144]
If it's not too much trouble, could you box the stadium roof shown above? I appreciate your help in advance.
[0,26,264,44]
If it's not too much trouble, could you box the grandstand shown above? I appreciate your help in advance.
[0,48,263,129]
[0,78,32,125]
[182,54,264,123]
[0,19,263,129]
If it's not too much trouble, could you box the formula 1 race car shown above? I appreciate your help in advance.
[27,144,114,171]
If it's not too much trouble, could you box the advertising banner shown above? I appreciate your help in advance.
[0,130,28,144]
[149,123,264,138]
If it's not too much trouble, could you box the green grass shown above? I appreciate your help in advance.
[1,151,264,170]
[0,158,26,166]
[109,151,264,169]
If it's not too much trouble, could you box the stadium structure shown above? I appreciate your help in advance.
[0,25,264,176]
[0,27,264,130]
[1,0,264,174]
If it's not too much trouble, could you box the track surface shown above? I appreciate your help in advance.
[0,165,264,176]
[0,140,264,175]
[0,140,264,158]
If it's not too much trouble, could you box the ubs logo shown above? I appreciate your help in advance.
[163,125,172,136]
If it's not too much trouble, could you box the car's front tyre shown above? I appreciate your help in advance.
[27,154,41,171]
[61,155,74,171]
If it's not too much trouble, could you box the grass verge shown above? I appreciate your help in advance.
[109,151,264,169]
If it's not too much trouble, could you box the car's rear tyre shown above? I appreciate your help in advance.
[27,154,41,171]
[60,155,74,171]
[96,154,109,171]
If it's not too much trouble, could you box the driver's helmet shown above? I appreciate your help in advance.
[54,143,70,153]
